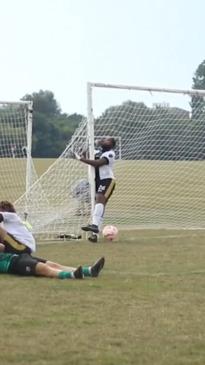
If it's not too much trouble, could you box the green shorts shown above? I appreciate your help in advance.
[0,253,16,273]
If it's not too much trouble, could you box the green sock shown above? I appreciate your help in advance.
[58,271,74,279]
[82,266,92,277]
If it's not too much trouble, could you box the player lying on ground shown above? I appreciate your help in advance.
[74,137,116,243]
[0,200,105,277]
[0,243,105,279]
[0,200,36,254]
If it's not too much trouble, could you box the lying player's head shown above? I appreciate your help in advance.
[0,201,16,212]
[99,137,116,152]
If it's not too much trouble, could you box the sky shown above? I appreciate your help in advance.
[0,0,205,116]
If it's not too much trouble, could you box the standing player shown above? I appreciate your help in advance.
[75,137,116,243]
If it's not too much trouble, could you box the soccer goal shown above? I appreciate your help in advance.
[86,82,205,230]
[0,100,38,209]
[16,83,205,239]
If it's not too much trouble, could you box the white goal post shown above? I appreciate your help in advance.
[0,100,37,210]
[15,83,205,239]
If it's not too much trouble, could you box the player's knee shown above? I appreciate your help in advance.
[96,194,106,204]
[45,261,60,269]
[35,262,51,276]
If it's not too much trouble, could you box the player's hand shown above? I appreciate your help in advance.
[74,152,81,160]
[69,151,81,160]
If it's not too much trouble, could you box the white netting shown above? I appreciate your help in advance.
[15,118,90,239]
[0,102,37,204]
[15,85,205,239]
[91,85,205,229]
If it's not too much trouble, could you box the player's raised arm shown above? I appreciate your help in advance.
[78,155,108,167]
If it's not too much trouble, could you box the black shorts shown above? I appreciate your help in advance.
[96,179,116,201]
[9,254,46,276]
[3,233,32,254]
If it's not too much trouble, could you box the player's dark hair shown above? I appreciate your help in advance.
[0,201,16,212]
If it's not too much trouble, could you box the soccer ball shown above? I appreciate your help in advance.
[102,225,118,241]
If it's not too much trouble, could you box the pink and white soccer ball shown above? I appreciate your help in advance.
[102,225,118,241]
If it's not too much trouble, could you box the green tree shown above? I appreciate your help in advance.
[191,59,205,119]
[22,90,61,116]
[95,101,192,160]
[22,90,83,157]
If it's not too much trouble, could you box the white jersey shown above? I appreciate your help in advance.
[0,212,36,252]
[99,150,115,180]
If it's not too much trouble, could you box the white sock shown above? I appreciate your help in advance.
[98,215,104,232]
[92,203,104,227]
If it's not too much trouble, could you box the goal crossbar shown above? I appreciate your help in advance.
[88,82,205,97]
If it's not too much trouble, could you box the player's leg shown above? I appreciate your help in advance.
[83,179,116,233]
[45,260,76,271]
[81,194,105,234]
[37,263,83,279]
[82,179,116,241]
[94,178,116,230]
[9,254,83,279]
[35,262,83,279]
[46,258,105,278]
[30,256,76,272]
[104,179,116,204]
[81,192,105,242]
[82,257,105,277]
[33,257,78,272]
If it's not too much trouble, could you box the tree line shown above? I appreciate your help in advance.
[94,99,205,161]
[0,59,205,159]
[93,59,205,161]
[22,90,83,157]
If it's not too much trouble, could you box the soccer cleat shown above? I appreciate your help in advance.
[91,257,105,277]
[88,233,98,243]
[81,224,99,233]
[73,266,84,279]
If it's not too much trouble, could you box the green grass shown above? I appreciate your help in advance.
[1,231,205,364]
[0,158,55,202]
[1,158,205,229]
[45,158,204,229]
[1,158,205,363]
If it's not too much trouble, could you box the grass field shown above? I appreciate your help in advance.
[32,158,205,229]
[2,158,205,231]
[1,230,205,365]
[1,158,205,364]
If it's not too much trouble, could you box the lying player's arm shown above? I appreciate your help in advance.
[0,214,3,223]
[79,157,108,167]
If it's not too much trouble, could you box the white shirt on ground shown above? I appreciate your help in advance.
[0,212,36,252]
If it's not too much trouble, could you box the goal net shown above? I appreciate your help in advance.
[0,101,37,206]
[16,84,205,239]
[88,83,205,230]
[15,118,90,239]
